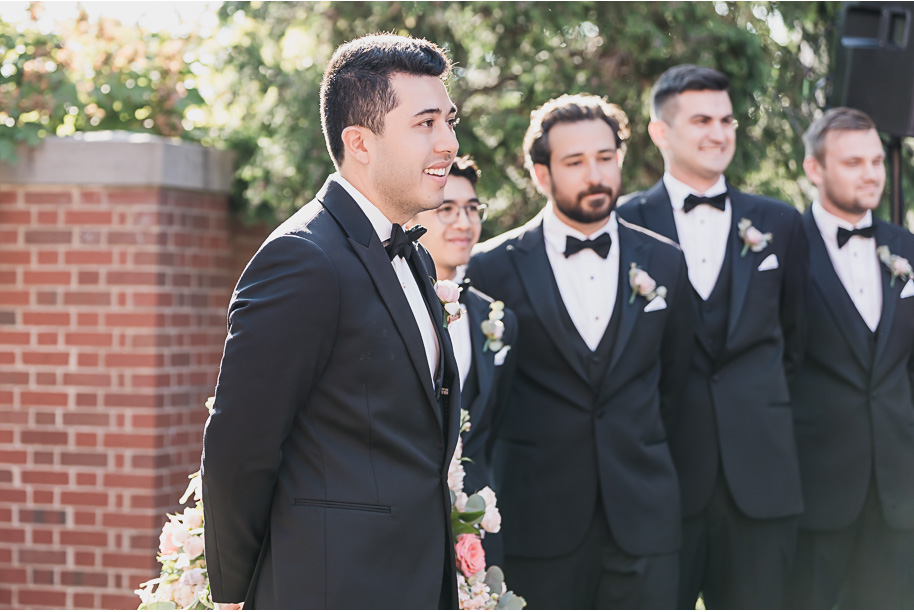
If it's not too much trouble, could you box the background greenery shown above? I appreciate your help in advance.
[5,1,914,234]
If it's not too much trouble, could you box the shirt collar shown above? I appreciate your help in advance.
[542,203,617,254]
[811,200,874,246]
[331,172,394,243]
[663,172,728,212]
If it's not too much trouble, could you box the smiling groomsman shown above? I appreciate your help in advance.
[617,65,808,609]
[469,94,694,609]
[408,156,518,566]
[785,107,914,609]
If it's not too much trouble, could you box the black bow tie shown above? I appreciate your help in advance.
[837,225,876,248]
[385,224,426,261]
[683,192,727,213]
[564,233,612,259]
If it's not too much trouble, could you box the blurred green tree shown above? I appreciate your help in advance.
[209,1,848,234]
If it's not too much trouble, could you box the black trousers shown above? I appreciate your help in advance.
[504,503,678,609]
[786,482,914,609]
[678,477,798,609]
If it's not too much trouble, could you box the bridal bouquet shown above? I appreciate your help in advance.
[449,410,526,610]
[135,471,213,610]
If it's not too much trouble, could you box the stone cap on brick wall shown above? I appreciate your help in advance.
[0,131,234,193]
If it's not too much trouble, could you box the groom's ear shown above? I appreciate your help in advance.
[341,126,371,166]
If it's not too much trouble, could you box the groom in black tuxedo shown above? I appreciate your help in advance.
[201,34,462,609]
[468,94,694,609]
[409,155,518,566]
[616,65,808,609]
[785,108,914,609]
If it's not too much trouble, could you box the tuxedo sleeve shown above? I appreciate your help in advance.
[202,235,339,604]
[778,210,809,384]
[659,250,694,434]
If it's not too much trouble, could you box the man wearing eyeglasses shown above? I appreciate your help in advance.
[409,155,517,567]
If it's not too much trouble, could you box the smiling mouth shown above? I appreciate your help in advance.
[424,167,447,177]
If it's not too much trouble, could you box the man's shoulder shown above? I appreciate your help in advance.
[877,218,914,250]
[732,188,801,220]
[618,217,681,253]
[472,215,542,258]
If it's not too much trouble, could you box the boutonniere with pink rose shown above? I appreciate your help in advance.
[876,245,914,287]
[480,301,508,353]
[738,218,772,257]
[434,278,463,328]
[628,263,667,305]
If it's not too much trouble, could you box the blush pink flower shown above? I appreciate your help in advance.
[182,534,205,560]
[455,533,486,577]
[892,257,911,275]
[159,522,180,555]
[744,226,764,246]
[435,279,461,303]
[182,507,203,530]
[632,269,657,295]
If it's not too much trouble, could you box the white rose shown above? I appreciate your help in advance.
[480,504,501,534]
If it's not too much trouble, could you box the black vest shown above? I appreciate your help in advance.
[693,236,733,366]
[552,269,625,391]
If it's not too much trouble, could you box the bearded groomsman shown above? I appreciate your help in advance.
[784,107,914,609]
[408,155,518,566]
[469,94,694,609]
[617,64,808,609]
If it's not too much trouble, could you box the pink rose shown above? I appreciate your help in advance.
[455,533,486,577]
[892,257,911,275]
[182,533,205,559]
[632,270,656,295]
[182,507,203,530]
[159,522,180,555]
[745,226,764,245]
[435,279,461,304]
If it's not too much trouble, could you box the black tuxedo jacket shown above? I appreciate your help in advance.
[791,211,914,531]
[458,286,518,496]
[202,178,461,609]
[617,181,808,519]
[467,213,693,558]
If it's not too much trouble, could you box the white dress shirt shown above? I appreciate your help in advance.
[543,205,619,351]
[448,266,472,391]
[333,174,440,385]
[665,173,732,300]
[811,201,882,331]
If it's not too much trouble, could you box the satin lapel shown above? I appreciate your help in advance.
[874,220,901,364]
[803,210,871,370]
[725,188,759,343]
[607,222,650,373]
[512,221,590,384]
[321,182,440,419]
[465,292,495,421]
[639,182,680,243]
[411,249,449,385]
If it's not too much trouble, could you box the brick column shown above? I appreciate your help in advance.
[0,132,241,609]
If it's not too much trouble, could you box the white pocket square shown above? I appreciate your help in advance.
[901,278,914,299]
[644,296,667,313]
[757,253,779,271]
[493,345,511,366]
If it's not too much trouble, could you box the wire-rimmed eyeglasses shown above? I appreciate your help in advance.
[435,202,488,225]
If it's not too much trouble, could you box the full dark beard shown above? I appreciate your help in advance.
[554,184,619,224]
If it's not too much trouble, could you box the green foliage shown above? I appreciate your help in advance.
[210,1,855,233]
[0,7,203,163]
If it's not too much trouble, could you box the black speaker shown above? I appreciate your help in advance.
[831,2,914,137]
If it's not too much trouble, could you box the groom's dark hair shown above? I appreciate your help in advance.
[523,93,629,177]
[651,65,730,122]
[321,33,452,168]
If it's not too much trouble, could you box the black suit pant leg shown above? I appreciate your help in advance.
[787,483,914,610]
[678,477,797,609]
[504,505,678,609]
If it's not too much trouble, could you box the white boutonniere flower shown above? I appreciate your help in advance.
[434,279,462,328]
[628,263,667,305]
[738,218,772,257]
[481,301,508,353]
[876,245,914,288]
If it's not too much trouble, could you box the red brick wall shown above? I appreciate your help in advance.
[0,183,272,609]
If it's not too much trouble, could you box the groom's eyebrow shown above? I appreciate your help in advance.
[413,104,458,118]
